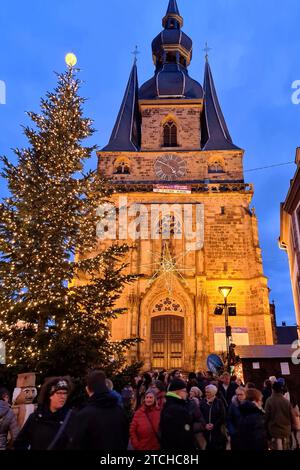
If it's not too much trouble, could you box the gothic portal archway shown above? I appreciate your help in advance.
[150,297,184,369]
[151,315,184,369]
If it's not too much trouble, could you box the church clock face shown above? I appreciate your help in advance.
[154,155,187,181]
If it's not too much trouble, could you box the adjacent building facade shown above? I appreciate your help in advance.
[76,0,275,370]
[279,147,300,333]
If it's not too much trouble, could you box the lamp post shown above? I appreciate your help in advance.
[218,286,232,372]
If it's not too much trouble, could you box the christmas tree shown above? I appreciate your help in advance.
[0,65,139,378]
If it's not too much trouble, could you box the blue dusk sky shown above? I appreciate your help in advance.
[0,0,299,325]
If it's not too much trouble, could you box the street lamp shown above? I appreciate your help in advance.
[218,286,233,372]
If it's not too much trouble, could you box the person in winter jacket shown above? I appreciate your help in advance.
[0,388,10,403]
[0,397,19,450]
[227,386,246,450]
[69,370,129,451]
[130,390,161,450]
[238,388,268,451]
[200,384,227,450]
[14,377,73,450]
[151,381,166,410]
[160,379,195,451]
[265,381,293,450]
[188,387,206,450]
[218,372,238,409]
[262,380,272,408]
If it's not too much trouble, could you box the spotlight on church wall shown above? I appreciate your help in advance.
[228,307,237,316]
[214,307,224,315]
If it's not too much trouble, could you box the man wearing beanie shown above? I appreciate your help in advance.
[160,379,195,451]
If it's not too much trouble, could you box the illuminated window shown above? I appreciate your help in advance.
[163,120,178,147]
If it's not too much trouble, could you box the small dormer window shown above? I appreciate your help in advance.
[208,160,225,174]
[163,120,178,147]
[114,158,131,175]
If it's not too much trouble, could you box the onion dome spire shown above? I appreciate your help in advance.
[103,60,141,151]
[201,59,241,151]
[139,0,203,100]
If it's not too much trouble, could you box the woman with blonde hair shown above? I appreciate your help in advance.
[130,389,161,450]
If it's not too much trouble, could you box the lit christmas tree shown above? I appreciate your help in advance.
[0,65,138,377]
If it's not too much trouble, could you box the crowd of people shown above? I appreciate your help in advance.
[0,368,299,451]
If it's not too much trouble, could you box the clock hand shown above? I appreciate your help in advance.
[158,161,177,174]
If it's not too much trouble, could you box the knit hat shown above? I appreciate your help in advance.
[49,379,70,396]
[168,379,187,392]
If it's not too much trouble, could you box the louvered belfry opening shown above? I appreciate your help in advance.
[163,120,178,147]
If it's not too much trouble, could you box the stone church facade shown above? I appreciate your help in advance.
[87,1,275,370]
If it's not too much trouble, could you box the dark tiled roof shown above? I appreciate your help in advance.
[139,64,203,100]
[152,29,192,56]
[201,60,241,151]
[236,345,295,359]
[102,63,141,152]
[276,326,298,345]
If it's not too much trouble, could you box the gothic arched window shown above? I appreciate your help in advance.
[163,120,178,147]
[114,157,131,175]
[208,160,225,174]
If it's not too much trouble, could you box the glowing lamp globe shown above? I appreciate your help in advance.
[65,52,77,67]
[218,286,232,300]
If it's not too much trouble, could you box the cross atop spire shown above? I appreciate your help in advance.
[131,45,140,65]
[203,42,212,62]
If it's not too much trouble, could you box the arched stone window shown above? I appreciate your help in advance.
[163,120,178,147]
[208,159,225,174]
[113,157,131,175]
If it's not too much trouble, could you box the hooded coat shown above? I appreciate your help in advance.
[0,400,19,450]
[70,391,129,450]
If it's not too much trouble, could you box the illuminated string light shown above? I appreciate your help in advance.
[0,67,138,375]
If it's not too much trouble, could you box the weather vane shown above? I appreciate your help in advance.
[132,45,140,64]
[203,42,212,61]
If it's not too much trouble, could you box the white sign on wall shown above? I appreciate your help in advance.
[214,327,250,352]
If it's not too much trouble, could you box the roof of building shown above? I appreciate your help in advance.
[166,0,180,16]
[139,65,204,100]
[139,0,203,101]
[236,345,296,359]
[201,60,241,151]
[102,62,141,152]
[276,326,298,345]
[163,0,183,27]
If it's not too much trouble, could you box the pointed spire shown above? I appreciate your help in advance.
[163,0,183,28]
[102,62,141,152]
[201,60,241,151]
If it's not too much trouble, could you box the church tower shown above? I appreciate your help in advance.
[95,0,274,370]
